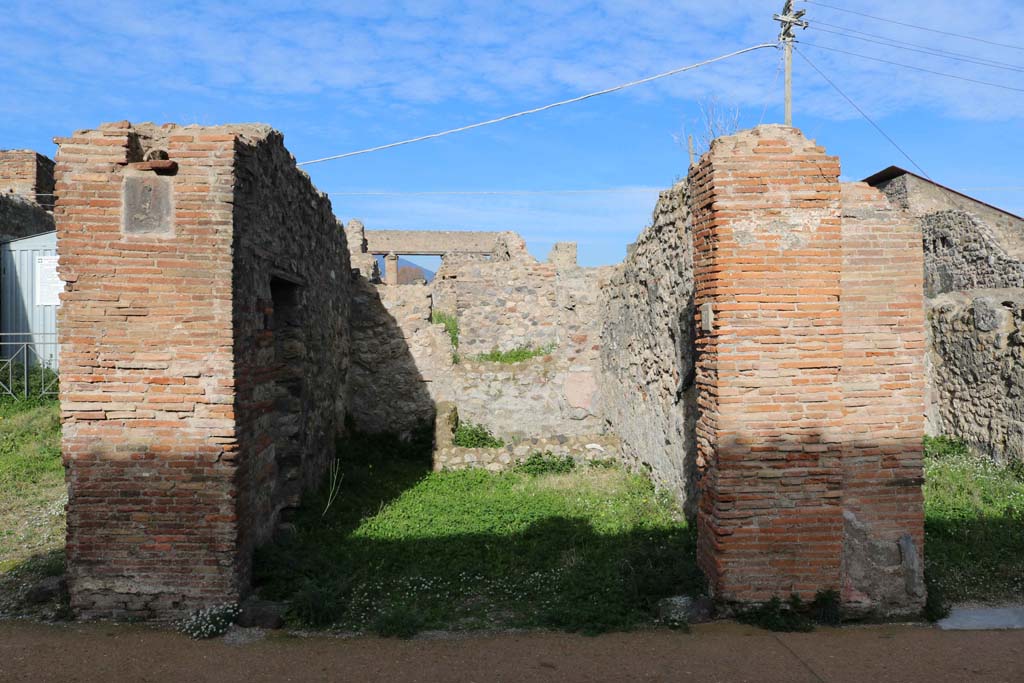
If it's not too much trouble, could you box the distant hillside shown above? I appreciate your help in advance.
[374,255,435,283]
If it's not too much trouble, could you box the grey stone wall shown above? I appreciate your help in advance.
[347,281,446,435]
[0,193,54,240]
[229,125,353,575]
[433,238,561,355]
[446,355,605,439]
[597,181,697,508]
[921,210,1024,297]
[433,402,619,471]
[927,289,1024,463]
[874,171,1024,463]
[363,228,503,255]
[345,230,610,443]
[875,173,1024,259]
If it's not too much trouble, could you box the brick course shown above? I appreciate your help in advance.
[690,126,925,615]
[55,122,350,619]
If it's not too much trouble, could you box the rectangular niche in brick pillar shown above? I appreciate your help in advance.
[689,125,925,617]
[55,121,352,620]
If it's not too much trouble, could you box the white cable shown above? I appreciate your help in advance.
[326,187,662,196]
[297,43,777,166]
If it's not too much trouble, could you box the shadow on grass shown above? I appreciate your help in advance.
[253,430,701,635]
[925,515,1024,606]
[0,548,67,619]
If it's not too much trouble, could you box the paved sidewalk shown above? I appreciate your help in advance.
[1,620,1021,682]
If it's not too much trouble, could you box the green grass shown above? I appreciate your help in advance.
[0,399,66,618]
[924,436,1024,607]
[474,344,555,364]
[0,399,64,572]
[254,431,701,636]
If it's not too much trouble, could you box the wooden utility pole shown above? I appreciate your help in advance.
[774,1,808,126]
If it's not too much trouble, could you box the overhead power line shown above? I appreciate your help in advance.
[799,0,1024,52]
[297,43,777,166]
[793,46,931,179]
[808,24,1024,73]
[809,20,1024,72]
[799,42,1024,94]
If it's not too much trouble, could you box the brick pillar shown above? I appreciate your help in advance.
[691,125,846,603]
[690,125,925,615]
[55,122,239,619]
[838,183,926,614]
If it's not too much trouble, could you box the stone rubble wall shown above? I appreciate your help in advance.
[0,192,54,240]
[346,280,447,435]
[927,289,1024,463]
[55,121,351,619]
[432,401,619,471]
[433,238,562,355]
[346,227,609,443]
[230,127,352,580]
[445,356,605,439]
[921,210,1024,297]
[596,181,697,509]
[875,170,1024,462]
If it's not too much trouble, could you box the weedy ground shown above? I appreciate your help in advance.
[923,436,1024,610]
[254,430,701,636]
[2,406,1021,632]
[0,399,66,618]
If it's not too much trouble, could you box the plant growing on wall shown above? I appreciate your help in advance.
[430,311,460,350]
[514,451,576,475]
[452,422,504,448]
[475,343,555,364]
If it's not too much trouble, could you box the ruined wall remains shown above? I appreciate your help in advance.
[347,281,445,435]
[872,169,1024,463]
[874,172,1024,259]
[0,149,56,240]
[230,127,352,571]
[0,193,53,240]
[344,227,609,446]
[690,126,925,616]
[433,235,561,355]
[0,149,55,200]
[56,121,350,619]
[597,182,697,507]
[446,355,605,438]
[363,228,502,255]
[433,402,619,471]
[920,210,1024,297]
[927,289,1024,463]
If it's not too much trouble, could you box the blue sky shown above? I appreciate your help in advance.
[3,0,1022,266]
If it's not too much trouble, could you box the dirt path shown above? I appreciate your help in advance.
[2,620,1021,682]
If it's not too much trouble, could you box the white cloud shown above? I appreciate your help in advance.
[3,0,1020,123]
